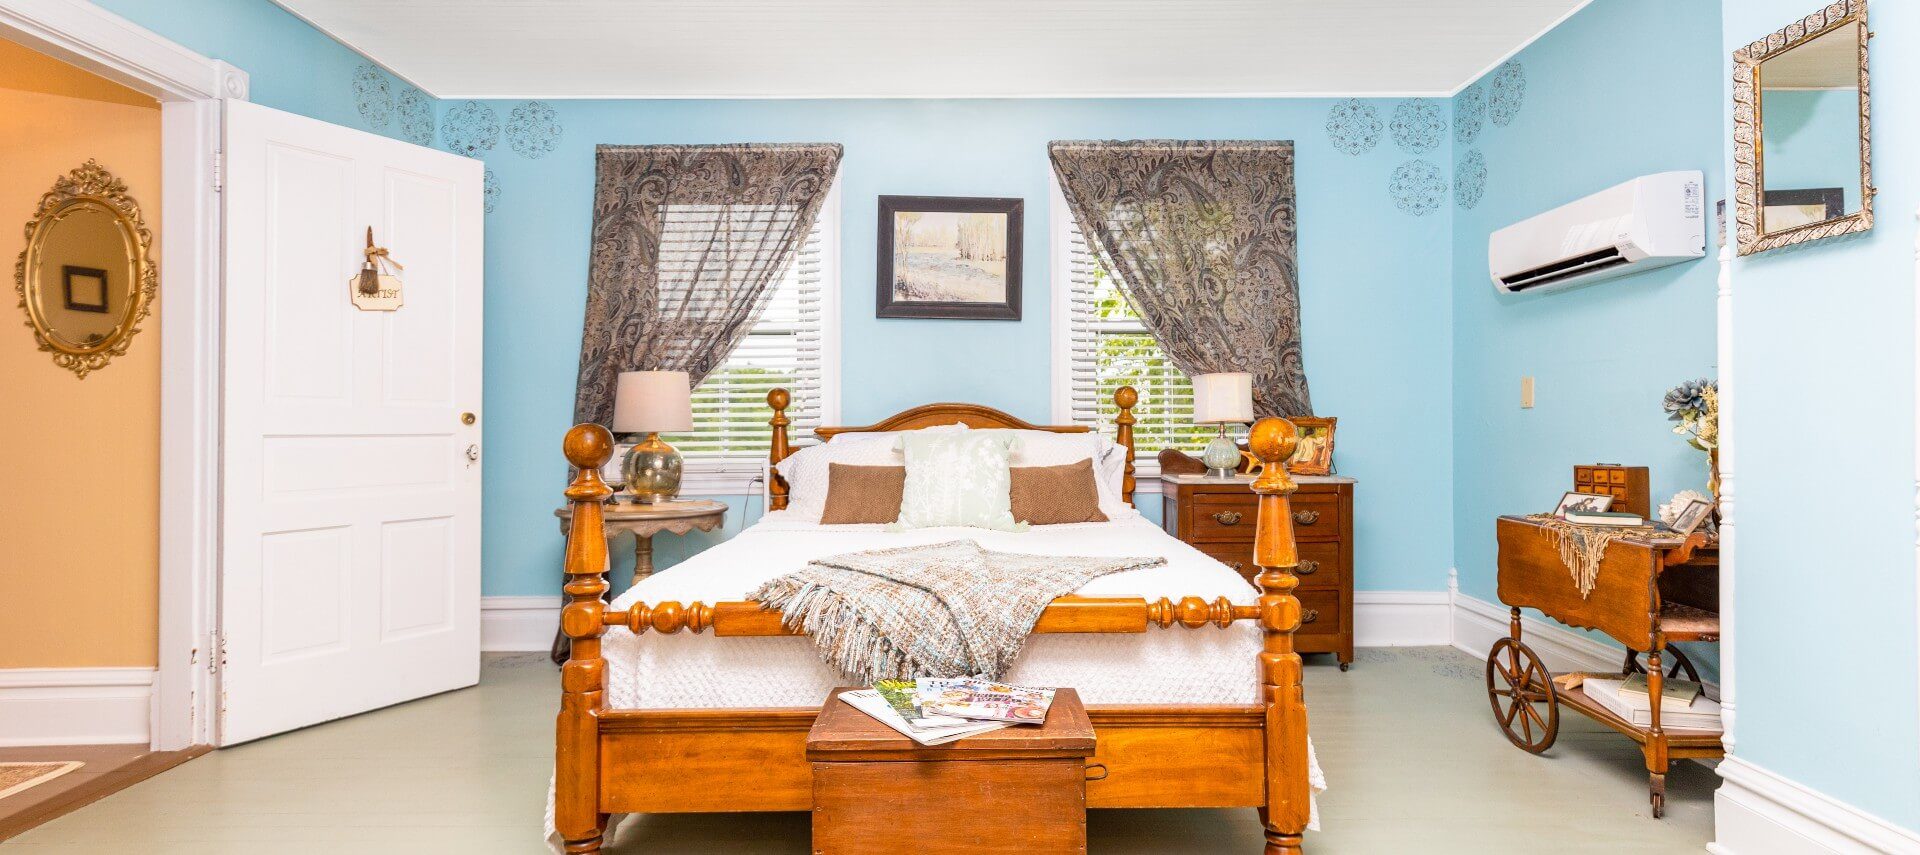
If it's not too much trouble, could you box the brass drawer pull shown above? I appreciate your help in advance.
[1210,510,1243,526]
[1293,509,1320,525]
[1296,559,1319,575]
[1301,609,1319,624]
[1084,762,1109,781]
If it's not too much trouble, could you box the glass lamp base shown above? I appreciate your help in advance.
[623,433,683,503]
[1202,433,1242,479]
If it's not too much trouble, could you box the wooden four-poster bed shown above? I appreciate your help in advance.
[553,387,1318,853]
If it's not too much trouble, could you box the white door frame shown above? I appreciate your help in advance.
[0,0,248,750]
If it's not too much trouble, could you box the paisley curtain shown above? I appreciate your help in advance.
[1049,140,1311,417]
[573,143,843,428]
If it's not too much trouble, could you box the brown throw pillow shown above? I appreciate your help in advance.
[819,463,907,524]
[1009,460,1109,525]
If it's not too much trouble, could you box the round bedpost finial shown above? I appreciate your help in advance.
[563,423,615,470]
[1115,385,1138,410]
[767,388,791,412]
[1248,417,1299,495]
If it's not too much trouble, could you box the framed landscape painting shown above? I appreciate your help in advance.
[876,195,1022,320]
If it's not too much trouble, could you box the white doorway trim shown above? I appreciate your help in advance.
[0,0,248,751]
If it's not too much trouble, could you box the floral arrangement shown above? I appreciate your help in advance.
[1663,378,1718,451]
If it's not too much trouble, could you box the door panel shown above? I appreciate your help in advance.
[221,100,483,745]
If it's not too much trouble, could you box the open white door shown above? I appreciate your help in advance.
[218,100,484,745]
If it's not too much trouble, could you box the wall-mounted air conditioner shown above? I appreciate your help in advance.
[1489,170,1706,295]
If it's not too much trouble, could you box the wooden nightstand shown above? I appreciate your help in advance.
[549,498,727,664]
[1161,472,1357,669]
[807,687,1095,854]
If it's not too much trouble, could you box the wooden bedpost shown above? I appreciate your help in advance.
[1248,417,1310,854]
[768,388,792,511]
[558,424,615,854]
[1114,385,1137,505]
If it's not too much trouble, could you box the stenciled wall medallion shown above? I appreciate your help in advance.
[1389,160,1447,217]
[1455,84,1486,145]
[1455,149,1487,210]
[443,100,501,159]
[1325,99,1383,156]
[1390,101,1446,154]
[353,63,393,128]
[1489,61,1527,127]
[506,101,562,159]
[484,169,500,214]
[396,87,436,147]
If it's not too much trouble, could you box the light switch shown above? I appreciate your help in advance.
[1521,376,1535,409]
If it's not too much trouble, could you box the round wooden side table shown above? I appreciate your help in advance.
[550,498,727,664]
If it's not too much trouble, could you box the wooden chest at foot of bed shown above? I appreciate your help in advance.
[1162,473,1357,669]
[806,687,1096,855]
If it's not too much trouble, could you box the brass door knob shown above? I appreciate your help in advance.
[461,412,477,425]
[1211,510,1243,526]
[1293,509,1320,525]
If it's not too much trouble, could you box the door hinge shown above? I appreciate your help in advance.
[211,149,224,193]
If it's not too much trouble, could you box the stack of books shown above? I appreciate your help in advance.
[838,678,1059,746]
[1582,673,1721,730]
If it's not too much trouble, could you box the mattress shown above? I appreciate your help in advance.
[603,510,1266,708]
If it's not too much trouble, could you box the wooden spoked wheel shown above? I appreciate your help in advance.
[1486,637,1558,753]
[1622,645,1702,684]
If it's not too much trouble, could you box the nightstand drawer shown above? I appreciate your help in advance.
[1197,541,1342,588]
[1288,493,1341,541]
[1296,589,1341,637]
[1188,495,1258,542]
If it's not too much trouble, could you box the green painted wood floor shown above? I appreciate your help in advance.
[5,647,1715,853]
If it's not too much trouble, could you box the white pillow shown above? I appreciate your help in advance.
[973,429,1134,519]
[892,431,1023,532]
[773,424,966,520]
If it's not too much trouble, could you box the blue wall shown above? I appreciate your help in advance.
[96,0,433,145]
[471,98,1456,596]
[1448,0,1724,615]
[1723,0,1920,830]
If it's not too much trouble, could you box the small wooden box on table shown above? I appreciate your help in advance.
[1162,472,1357,669]
[806,687,1096,855]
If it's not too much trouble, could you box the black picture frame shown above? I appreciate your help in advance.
[62,265,110,313]
[875,195,1022,320]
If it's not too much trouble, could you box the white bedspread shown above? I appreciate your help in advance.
[545,511,1324,848]
[605,510,1266,707]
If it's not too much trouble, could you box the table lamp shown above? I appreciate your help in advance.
[613,370,693,503]
[1192,372,1254,478]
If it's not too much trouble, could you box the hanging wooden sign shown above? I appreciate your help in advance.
[351,226,405,312]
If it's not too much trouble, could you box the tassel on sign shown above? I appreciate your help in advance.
[358,226,404,294]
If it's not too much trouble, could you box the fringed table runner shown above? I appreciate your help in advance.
[750,540,1165,684]
[1525,515,1671,599]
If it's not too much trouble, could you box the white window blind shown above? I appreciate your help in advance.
[668,188,838,461]
[1059,214,1217,456]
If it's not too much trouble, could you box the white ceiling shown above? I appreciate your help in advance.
[275,0,1592,99]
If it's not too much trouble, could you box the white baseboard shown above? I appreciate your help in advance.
[1448,585,1622,674]
[0,667,154,747]
[1355,590,1452,646]
[484,590,1456,652]
[1710,756,1920,854]
[481,596,561,652]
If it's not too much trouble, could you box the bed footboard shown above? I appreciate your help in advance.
[555,409,1315,854]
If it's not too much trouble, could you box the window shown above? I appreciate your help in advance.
[670,185,839,469]
[1052,179,1218,462]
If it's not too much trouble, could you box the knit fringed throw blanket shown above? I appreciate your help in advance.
[1526,514,1670,599]
[749,540,1166,684]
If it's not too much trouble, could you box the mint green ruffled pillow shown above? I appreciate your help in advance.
[891,432,1026,532]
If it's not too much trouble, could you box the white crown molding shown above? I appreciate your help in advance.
[0,667,156,747]
[1711,756,1920,854]
[426,90,1460,102]
[0,0,247,100]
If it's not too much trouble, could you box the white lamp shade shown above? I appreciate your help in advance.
[612,370,693,433]
[1192,372,1254,424]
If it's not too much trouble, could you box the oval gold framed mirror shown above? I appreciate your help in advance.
[13,160,156,378]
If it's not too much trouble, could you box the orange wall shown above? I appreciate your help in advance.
[0,39,162,668]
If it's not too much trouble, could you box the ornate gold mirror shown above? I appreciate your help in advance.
[13,160,155,378]
[1733,0,1872,255]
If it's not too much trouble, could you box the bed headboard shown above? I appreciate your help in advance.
[765,387,1139,509]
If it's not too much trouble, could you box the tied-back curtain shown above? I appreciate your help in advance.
[573,142,843,428]
[1049,140,1311,418]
